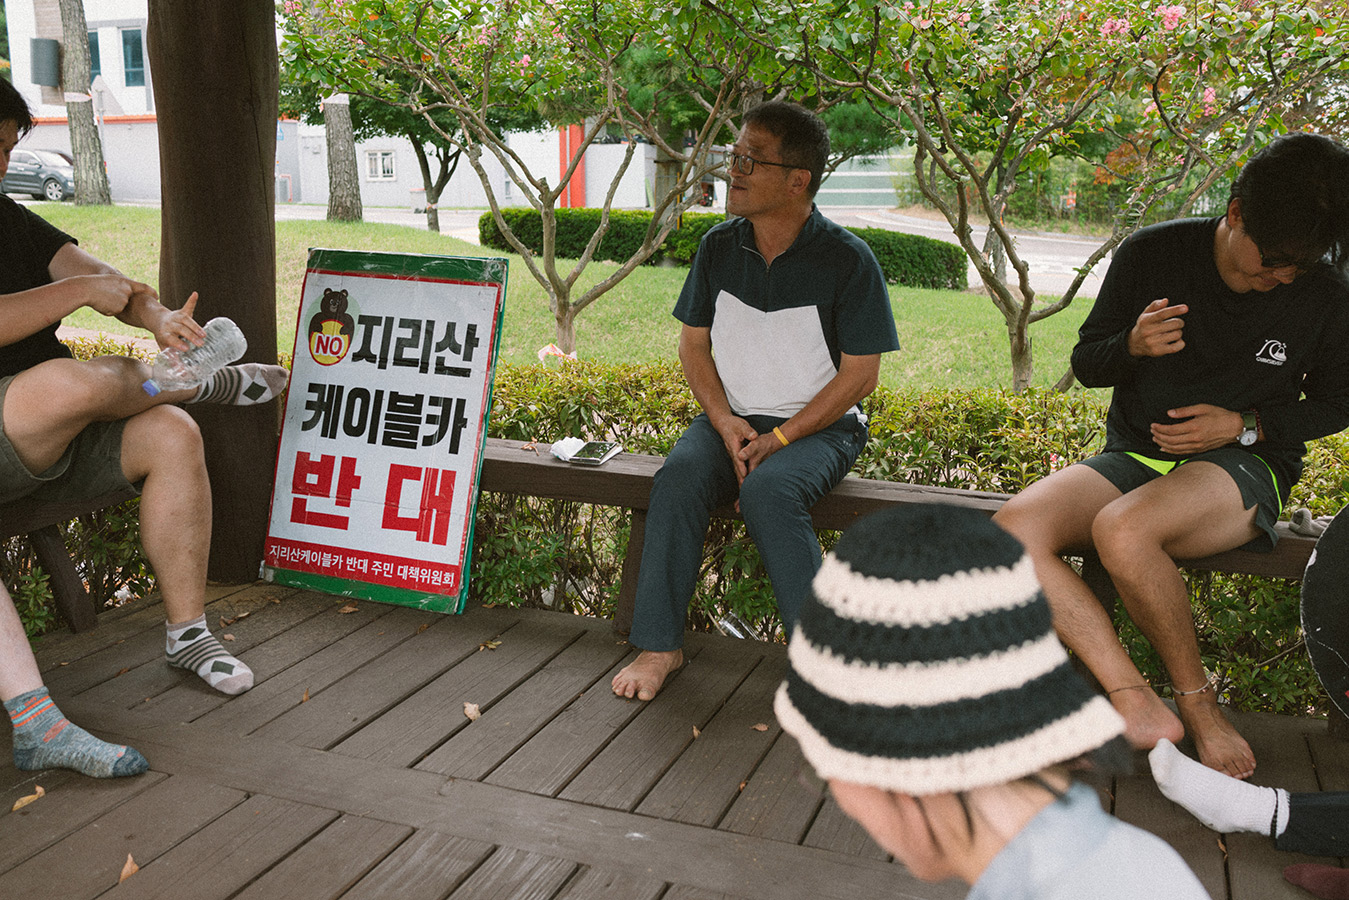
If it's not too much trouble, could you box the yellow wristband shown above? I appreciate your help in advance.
[773,426,790,447]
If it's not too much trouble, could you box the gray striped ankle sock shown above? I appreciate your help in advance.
[6,687,148,777]
[166,616,254,695]
[189,363,289,406]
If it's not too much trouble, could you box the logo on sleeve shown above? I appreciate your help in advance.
[1256,339,1286,366]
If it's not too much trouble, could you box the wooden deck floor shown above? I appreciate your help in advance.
[1,583,1344,900]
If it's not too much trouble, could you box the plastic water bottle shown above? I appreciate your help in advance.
[142,317,247,395]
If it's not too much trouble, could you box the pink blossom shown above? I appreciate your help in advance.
[1157,5,1185,30]
[1203,86,1218,116]
[956,12,971,24]
[1100,17,1130,37]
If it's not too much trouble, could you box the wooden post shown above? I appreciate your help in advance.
[147,1,280,583]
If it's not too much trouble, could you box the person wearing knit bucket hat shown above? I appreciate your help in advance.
[775,504,1210,899]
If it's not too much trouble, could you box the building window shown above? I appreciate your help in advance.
[366,150,396,181]
[88,32,101,78]
[122,29,145,87]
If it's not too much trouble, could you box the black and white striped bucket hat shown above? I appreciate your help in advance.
[775,504,1125,795]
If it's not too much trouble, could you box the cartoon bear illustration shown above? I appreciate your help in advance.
[308,287,356,365]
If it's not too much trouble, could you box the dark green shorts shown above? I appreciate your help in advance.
[1077,448,1285,551]
[0,374,138,505]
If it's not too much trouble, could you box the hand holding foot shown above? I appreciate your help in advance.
[1107,682,1184,750]
[612,649,684,701]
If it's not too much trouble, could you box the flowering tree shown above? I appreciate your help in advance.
[706,0,1349,390]
[280,0,763,355]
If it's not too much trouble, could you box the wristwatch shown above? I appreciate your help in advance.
[1239,410,1259,446]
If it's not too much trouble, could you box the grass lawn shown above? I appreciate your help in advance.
[33,202,1094,392]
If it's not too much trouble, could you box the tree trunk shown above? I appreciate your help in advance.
[652,122,684,226]
[57,0,111,205]
[148,1,280,582]
[554,301,577,356]
[1008,323,1033,394]
[324,94,362,222]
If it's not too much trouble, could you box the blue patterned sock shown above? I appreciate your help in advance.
[166,615,254,694]
[6,687,148,777]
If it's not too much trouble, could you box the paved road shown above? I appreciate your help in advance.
[274,203,1110,298]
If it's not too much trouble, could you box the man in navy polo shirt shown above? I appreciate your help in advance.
[612,101,899,701]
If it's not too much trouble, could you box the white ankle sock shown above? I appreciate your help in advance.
[1149,738,1288,835]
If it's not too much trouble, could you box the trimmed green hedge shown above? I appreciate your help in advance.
[471,360,1344,719]
[478,208,968,290]
[847,226,967,290]
[12,353,1337,720]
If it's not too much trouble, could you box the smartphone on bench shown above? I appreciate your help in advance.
[569,441,621,465]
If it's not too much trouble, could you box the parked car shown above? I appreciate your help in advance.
[2,148,75,201]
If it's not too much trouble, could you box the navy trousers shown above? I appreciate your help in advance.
[627,412,868,651]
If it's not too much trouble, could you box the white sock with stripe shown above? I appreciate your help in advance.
[166,615,254,695]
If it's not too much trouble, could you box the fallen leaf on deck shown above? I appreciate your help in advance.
[478,639,502,651]
[464,702,482,721]
[416,623,431,634]
[301,688,310,703]
[11,784,44,811]
[114,668,130,678]
[337,604,359,614]
[482,602,499,609]
[738,781,747,792]
[692,726,701,738]
[222,634,235,642]
[119,854,139,883]
[58,662,69,667]
[751,723,769,732]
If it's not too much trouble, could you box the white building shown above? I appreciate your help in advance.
[5,1,892,210]
[4,0,657,209]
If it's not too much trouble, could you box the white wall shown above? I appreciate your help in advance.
[294,127,654,212]
[10,0,154,119]
[4,2,662,211]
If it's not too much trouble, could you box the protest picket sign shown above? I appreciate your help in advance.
[262,248,507,613]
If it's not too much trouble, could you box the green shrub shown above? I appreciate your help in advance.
[477,208,967,289]
[12,349,1335,718]
[846,227,968,290]
[478,207,726,268]
[471,362,1337,718]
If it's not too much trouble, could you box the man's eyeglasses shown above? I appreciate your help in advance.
[723,151,800,176]
[1256,248,1313,273]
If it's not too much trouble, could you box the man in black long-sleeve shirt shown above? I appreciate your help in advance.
[995,133,1349,781]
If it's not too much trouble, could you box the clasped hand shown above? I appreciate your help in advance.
[714,416,782,486]
[1151,404,1243,454]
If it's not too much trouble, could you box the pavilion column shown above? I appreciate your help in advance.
[147,1,281,582]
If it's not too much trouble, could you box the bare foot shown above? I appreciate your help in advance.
[612,649,684,701]
[1109,684,1184,750]
[1174,692,1256,779]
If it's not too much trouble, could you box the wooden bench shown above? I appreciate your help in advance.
[0,487,139,632]
[476,438,1319,626]
[477,438,1344,736]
